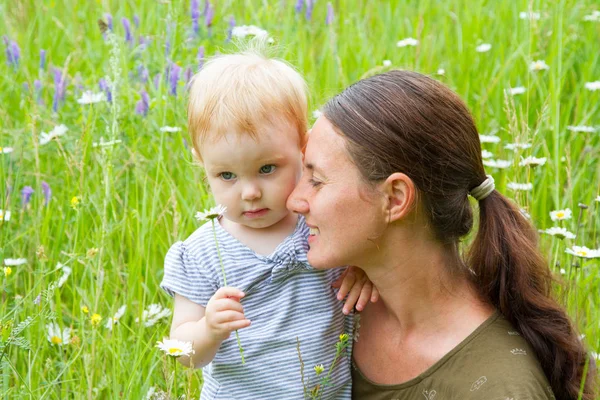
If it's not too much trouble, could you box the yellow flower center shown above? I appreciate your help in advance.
[51,336,63,345]
[556,212,564,218]
[168,347,182,355]
[577,251,587,256]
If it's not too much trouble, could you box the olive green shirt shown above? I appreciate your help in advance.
[352,312,555,400]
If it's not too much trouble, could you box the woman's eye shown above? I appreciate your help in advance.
[220,172,236,181]
[308,178,322,188]
[259,165,276,174]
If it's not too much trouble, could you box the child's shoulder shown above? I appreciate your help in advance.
[178,221,220,255]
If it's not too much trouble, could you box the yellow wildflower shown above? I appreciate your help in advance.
[3,267,12,277]
[91,313,102,326]
[81,305,89,314]
[339,333,349,342]
[314,364,325,375]
[70,196,80,209]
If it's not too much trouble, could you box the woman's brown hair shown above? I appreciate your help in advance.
[322,70,596,399]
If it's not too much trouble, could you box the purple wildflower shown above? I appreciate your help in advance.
[184,67,193,85]
[294,0,303,14]
[21,186,34,208]
[138,35,150,51]
[133,15,140,28]
[203,0,210,16]
[182,138,189,150]
[33,294,41,305]
[169,64,181,96]
[153,73,161,89]
[326,2,334,25]
[305,0,314,21]
[122,18,133,45]
[135,89,150,116]
[34,79,43,104]
[41,181,51,205]
[23,82,29,92]
[138,65,149,83]
[205,4,214,36]
[40,49,46,70]
[52,68,67,112]
[99,78,112,102]
[3,37,20,69]
[197,46,205,70]
[227,16,235,42]
[105,13,113,30]
[191,0,200,35]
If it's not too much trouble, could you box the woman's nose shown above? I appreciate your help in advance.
[286,184,309,214]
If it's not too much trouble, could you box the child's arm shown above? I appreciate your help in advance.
[169,287,251,368]
[331,266,379,314]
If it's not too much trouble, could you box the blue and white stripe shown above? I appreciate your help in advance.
[161,216,353,399]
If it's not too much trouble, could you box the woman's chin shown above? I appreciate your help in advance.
[307,250,338,269]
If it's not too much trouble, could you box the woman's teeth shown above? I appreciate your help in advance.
[309,227,320,235]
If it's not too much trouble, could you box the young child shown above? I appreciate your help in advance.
[160,46,375,399]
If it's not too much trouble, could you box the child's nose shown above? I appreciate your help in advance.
[241,182,261,201]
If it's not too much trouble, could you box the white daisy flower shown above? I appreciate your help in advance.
[550,208,572,221]
[56,263,72,288]
[507,86,526,96]
[567,125,596,133]
[46,322,71,346]
[529,60,550,72]
[137,303,172,327]
[39,124,68,145]
[476,43,492,53]
[196,205,227,221]
[382,60,392,67]
[312,110,323,119]
[437,68,445,75]
[565,246,600,259]
[396,38,418,47]
[507,182,533,191]
[560,268,566,275]
[504,142,532,151]
[1,147,14,154]
[479,134,501,143]
[519,156,547,167]
[519,11,541,20]
[4,258,27,266]
[77,91,107,105]
[583,11,600,22]
[483,159,512,169]
[0,209,11,221]
[539,227,576,239]
[584,81,600,91]
[232,25,269,39]
[156,338,195,357]
[159,126,182,133]
[106,305,127,331]
[481,150,493,159]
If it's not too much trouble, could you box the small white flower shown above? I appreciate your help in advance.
[584,81,600,91]
[437,68,445,75]
[565,246,600,259]
[560,268,566,275]
[504,142,532,151]
[0,209,11,221]
[46,322,71,346]
[481,150,493,159]
[519,156,546,167]
[137,303,172,327]
[479,134,501,143]
[583,11,600,22]
[39,124,68,145]
[519,11,541,20]
[93,138,122,148]
[196,205,227,221]
[519,208,531,219]
[596,195,600,202]
[539,227,576,240]
[476,43,492,53]
[56,263,72,288]
[77,91,107,105]
[529,60,549,72]
[106,305,127,331]
[4,258,27,266]
[1,147,14,154]
[483,159,512,169]
[159,126,182,133]
[507,86,526,96]
[567,125,596,133]
[382,60,392,67]
[507,182,533,191]
[592,352,599,361]
[312,110,323,119]
[232,25,269,39]
[396,37,419,47]
[156,338,195,357]
[550,208,572,221]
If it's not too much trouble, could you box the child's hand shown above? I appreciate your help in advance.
[205,287,251,342]
[332,266,379,315]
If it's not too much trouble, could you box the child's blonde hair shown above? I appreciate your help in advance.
[187,43,308,161]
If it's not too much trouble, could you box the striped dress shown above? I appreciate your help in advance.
[161,216,353,399]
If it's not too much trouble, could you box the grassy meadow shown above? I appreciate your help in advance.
[1,0,600,398]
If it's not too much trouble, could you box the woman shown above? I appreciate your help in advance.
[287,70,596,399]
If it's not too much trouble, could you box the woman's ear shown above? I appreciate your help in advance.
[382,173,415,223]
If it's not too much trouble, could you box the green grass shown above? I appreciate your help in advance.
[1,0,599,398]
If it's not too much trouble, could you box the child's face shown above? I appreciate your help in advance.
[201,118,303,230]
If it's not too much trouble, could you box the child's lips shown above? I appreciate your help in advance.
[243,208,269,218]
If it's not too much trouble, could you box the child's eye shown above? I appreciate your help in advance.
[219,172,236,181]
[259,164,276,174]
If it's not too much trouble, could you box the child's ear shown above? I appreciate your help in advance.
[191,148,203,166]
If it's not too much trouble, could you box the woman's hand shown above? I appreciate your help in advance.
[332,266,379,315]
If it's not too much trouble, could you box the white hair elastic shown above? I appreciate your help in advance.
[469,175,495,201]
